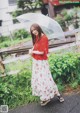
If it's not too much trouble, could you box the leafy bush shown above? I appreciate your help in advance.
[49,53,80,84]
[12,29,30,40]
[0,69,39,109]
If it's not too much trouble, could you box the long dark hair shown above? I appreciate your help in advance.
[30,23,44,45]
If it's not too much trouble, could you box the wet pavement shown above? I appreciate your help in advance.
[8,92,80,113]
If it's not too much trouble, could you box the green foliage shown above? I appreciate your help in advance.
[55,15,66,31]
[57,84,65,92]
[12,29,29,40]
[64,14,73,22]
[0,37,30,48]
[5,59,32,72]
[61,9,73,21]
[1,52,80,109]
[49,53,80,84]
[0,37,31,49]
[76,73,80,85]
[17,0,25,10]
[55,7,80,31]
[0,69,39,109]
[11,10,23,17]
[61,9,67,16]
[70,80,78,89]
[0,36,10,43]
[0,59,39,109]
[0,40,12,48]
[0,29,31,49]
[11,0,42,17]
[17,0,42,14]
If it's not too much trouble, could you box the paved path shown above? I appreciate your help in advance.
[8,92,80,113]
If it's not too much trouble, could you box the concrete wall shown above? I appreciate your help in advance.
[0,0,18,36]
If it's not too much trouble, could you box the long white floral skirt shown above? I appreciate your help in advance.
[31,58,60,101]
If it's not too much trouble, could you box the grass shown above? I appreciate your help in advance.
[5,58,32,74]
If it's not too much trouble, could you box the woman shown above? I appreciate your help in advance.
[29,23,64,106]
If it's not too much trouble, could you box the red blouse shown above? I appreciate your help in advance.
[32,34,48,60]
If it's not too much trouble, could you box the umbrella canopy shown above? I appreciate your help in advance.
[17,13,65,40]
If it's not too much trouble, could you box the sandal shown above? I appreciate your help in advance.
[57,96,64,103]
[40,99,50,106]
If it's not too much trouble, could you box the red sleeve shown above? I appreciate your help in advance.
[38,35,48,54]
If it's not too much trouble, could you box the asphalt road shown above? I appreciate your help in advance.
[8,92,80,113]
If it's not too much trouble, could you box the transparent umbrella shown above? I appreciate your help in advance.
[17,13,65,40]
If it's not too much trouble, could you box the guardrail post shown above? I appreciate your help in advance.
[0,54,5,76]
[75,32,80,52]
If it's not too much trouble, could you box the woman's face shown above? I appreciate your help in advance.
[31,27,39,36]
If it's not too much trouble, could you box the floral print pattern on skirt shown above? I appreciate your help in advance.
[31,58,60,101]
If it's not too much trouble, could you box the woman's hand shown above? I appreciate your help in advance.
[29,47,44,55]
[29,49,33,55]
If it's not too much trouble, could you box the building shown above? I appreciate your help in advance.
[0,0,24,36]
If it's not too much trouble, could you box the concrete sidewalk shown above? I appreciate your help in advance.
[8,92,80,113]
